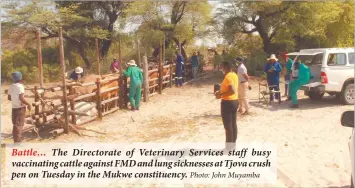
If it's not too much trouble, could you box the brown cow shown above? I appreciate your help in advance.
[72,75,102,96]
[70,74,119,112]
[98,75,119,111]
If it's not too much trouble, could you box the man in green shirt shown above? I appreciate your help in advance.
[123,60,143,111]
[282,52,293,97]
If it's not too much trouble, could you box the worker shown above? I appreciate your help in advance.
[69,66,85,81]
[236,56,251,115]
[175,51,184,87]
[214,61,239,151]
[282,51,293,97]
[8,72,31,143]
[123,60,143,111]
[110,58,120,73]
[264,54,282,103]
[191,52,199,79]
[289,59,313,108]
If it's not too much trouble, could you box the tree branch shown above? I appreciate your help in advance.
[264,5,291,18]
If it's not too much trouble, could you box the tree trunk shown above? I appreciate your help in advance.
[100,14,118,57]
[77,43,91,69]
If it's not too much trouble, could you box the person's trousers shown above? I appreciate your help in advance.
[221,100,239,149]
[129,84,142,109]
[268,84,281,101]
[238,82,249,112]
[289,80,301,105]
[284,75,290,96]
[175,71,183,86]
[192,67,198,79]
[12,107,25,143]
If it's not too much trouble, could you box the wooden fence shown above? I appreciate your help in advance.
[11,57,195,136]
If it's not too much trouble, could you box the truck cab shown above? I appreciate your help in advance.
[287,48,354,105]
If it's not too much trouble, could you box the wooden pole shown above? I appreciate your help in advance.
[137,34,141,67]
[36,29,44,87]
[158,39,163,94]
[58,27,69,134]
[96,78,102,119]
[142,56,149,102]
[95,38,100,75]
[118,35,125,109]
[169,64,173,87]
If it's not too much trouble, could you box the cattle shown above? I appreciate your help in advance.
[98,75,119,111]
[70,74,119,113]
[72,75,102,96]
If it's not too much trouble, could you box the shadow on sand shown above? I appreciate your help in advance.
[249,95,345,112]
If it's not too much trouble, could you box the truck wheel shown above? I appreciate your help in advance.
[341,83,354,105]
[308,91,324,100]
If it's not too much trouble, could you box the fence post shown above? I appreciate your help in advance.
[96,78,102,119]
[58,27,69,134]
[169,64,173,87]
[142,56,149,102]
[158,39,163,94]
[124,77,128,108]
[36,29,44,87]
[34,86,39,125]
[68,86,76,125]
[116,76,119,108]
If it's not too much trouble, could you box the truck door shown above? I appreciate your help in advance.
[308,53,323,83]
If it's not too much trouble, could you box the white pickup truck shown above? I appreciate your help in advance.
[287,48,354,105]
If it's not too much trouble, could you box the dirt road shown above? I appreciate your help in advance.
[1,72,353,187]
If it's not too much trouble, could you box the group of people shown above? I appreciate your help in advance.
[214,52,313,150]
[263,52,313,108]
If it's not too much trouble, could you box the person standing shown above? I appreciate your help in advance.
[236,57,250,115]
[214,61,239,150]
[123,60,143,111]
[175,51,184,87]
[191,52,199,79]
[264,54,282,103]
[281,52,293,97]
[110,58,120,73]
[289,59,313,108]
[8,72,31,143]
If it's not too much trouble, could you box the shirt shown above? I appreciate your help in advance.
[264,62,282,85]
[237,64,247,83]
[111,61,120,71]
[220,72,239,100]
[286,58,293,75]
[70,71,85,81]
[8,83,25,108]
[123,66,143,86]
[191,55,198,67]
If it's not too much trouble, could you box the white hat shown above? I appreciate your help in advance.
[127,60,137,66]
[75,67,83,74]
[267,54,278,61]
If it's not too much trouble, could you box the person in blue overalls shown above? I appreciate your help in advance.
[175,51,184,87]
[264,54,282,103]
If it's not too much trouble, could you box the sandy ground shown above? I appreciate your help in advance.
[1,71,353,188]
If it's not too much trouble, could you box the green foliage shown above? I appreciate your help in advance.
[2,48,65,83]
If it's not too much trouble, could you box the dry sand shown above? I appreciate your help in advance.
[1,72,353,187]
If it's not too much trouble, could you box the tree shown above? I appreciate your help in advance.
[216,1,354,53]
[127,0,212,59]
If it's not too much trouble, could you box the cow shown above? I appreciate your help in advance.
[70,74,119,113]
[98,75,119,112]
[71,75,102,96]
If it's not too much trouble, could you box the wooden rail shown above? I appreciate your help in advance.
[21,56,194,136]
